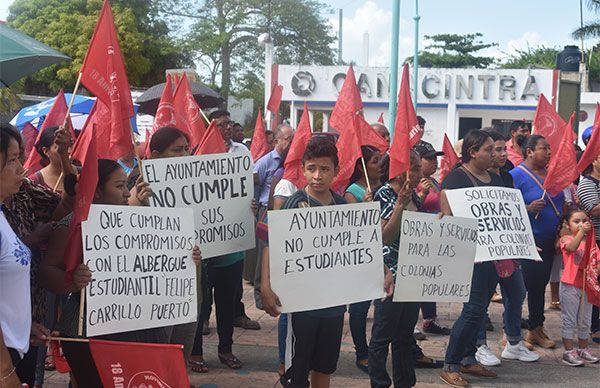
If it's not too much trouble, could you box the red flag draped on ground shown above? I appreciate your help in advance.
[24,89,73,173]
[79,0,134,161]
[152,74,177,133]
[582,230,600,307]
[544,113,578,196]
[173,74,206,148]
[283,102,311,189]
[440,133,460,181]
[389,64,422,179]
[532,93,565,153]
[89,339,189,387]
[21,122,37,157]
[64,126,98,283]
[251,109,270,161]
[330,65,367,192]
[195,121,227,155]
[377,112,385,124]
[578,103,600,174]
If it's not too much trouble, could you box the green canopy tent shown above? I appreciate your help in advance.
[0,21,70,87]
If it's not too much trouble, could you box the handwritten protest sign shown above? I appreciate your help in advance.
[83,205,197,336]
[445,187,541,262]
[143,151,255,258]
[268,202,384,313]
[393,211,478,302]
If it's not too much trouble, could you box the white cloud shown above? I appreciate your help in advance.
[328,1,420,66]
[505,31,546,56]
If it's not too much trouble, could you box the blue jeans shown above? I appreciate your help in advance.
[368,299,420,388]
[349,300,371,361]
[278,314,288,364]
[444,262,498,372]
[477,265,526,345]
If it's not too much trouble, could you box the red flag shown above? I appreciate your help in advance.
[377,112,385,124]
[330,65,364,192]
[544,113,578,196]
[357,115,389,154]
[50,341,70,373]
[21,122,37,157]
[581,230,600,307]
[173,74,206,148]
[250,109,270,161]
[64,126,98,283]
[283,103,311,189]
[152,74,177,133]
[24,89,73,173]
[195,120,227,155]
[80,0,134,120]
[89,339,189,388]
[267,84,283,113]
[577,103,600,174]
[143,129,152,159]
[532,93,565,153]
[440,133,460,181]
[389,64,422,179]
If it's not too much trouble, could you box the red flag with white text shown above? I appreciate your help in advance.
[152,74,177,133]
[251,109,270,161]
[283,102,312,189]
[440,134,460,181]
[389,64,422,179]
[89,339,189,388]
[544,113,578,196]
[577,103,600,174]
[582,230,600,307]
[532,93,565,153]
[173,74,206,148]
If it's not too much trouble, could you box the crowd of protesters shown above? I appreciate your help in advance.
[1,114,600,388]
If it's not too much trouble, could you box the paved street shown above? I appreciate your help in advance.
[44,282,599,387]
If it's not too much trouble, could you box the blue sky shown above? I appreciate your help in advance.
[0,0,592,66]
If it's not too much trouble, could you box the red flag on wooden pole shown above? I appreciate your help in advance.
[581,230,600,307]
[173,74,206,148]
[89,339,189,388]
[577,103,600,174]
[195,121,227,155]
[532,93,565,153]
[64,125,98,283]
[440,133,459,181]
[250,109,270,161]
[24,89,73,173]
[544,113,578,196]
[152,74,177,133]
[357,115,389,154]
[283,102,312,189]
[389,64,422,179]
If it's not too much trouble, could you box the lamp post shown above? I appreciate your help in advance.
[388,0,401,139]
[413,0,420,110]
[258,32,274,128]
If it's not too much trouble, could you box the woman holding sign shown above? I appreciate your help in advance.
[42,159,202,387]
[438,130,503,388]
[510,135,564,350]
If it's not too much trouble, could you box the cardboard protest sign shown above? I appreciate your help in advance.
[83,205,197,336]
[393,211,478,302]
[445,187,541,262]
[268,202,384,313]
[143,151,255,258]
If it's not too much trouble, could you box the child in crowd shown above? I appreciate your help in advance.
[558,209,600,366]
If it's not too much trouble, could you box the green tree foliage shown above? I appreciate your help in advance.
[407,33,498,68]
[502,45,558,69]
[160,0,336,104]
[7,0,191,93]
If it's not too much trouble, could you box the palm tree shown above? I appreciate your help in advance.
[573,0,600,39]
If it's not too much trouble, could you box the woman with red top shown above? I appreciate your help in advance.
[558,208,600,366]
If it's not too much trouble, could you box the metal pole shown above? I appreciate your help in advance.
[388,0,401,140]
[413,0,420,111]
[338,9,343,65]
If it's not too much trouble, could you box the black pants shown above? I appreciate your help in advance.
[193,259,244,355]
[522,237,555,330]
[368,299,420,388]
[201,262,247,322]
[8,347,37,386]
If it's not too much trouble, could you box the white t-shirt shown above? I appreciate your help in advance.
[273,178,298,199]
[0,210,31,356]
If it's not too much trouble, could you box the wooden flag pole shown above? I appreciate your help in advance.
[360,157,372,193]
[48,336,90,343]
[52,174,63,192]
[63,73,83,127]
[77,288,85,336]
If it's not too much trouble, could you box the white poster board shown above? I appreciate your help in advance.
[393,211,478,302]
[445,187,541,262]
[268,202,385,313]
[83,205,197,337]
[143,152,255,258]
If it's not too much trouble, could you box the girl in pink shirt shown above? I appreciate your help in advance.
[558,209,599,366]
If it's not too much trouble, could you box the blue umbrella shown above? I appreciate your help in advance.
[12,93,140,133]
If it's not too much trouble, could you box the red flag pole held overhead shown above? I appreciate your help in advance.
[283,102,312,189]
[250,109,270,162]
[389,63,423,180]
[532,93,565,153]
